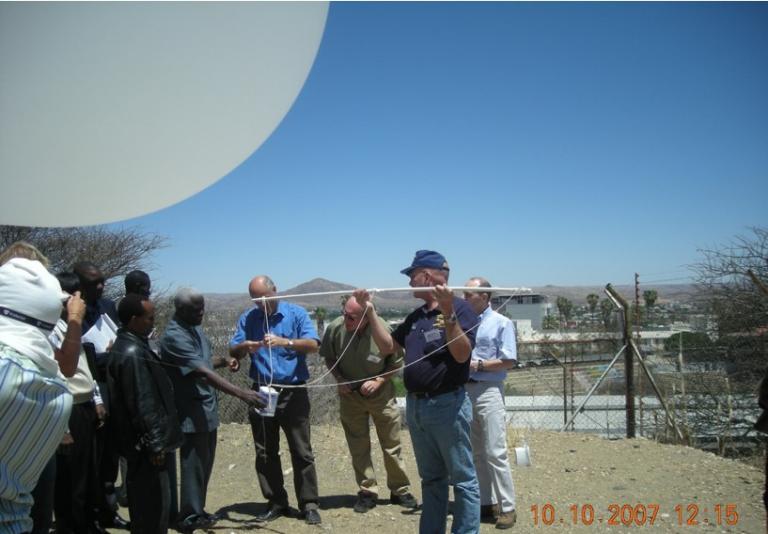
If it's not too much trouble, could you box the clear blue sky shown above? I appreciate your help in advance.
[111,2,768,294]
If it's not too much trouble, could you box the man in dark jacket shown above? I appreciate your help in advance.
[108,294,182,534]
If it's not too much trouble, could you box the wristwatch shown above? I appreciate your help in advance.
[445,312,458,325]
[478,360,484,372]
[287,339,294,348]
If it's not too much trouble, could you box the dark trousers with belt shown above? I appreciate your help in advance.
[247,386,319,511]
[126,452,171,534]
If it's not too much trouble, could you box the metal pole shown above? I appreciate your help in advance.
[606,284,635,438]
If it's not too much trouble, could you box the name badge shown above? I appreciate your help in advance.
[424,329,442,343]
[367,353,381,364]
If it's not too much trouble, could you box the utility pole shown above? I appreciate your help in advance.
[634,272,641,337]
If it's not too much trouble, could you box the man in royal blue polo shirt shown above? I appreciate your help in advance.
[229,275,322,526]
[354,250,481,534]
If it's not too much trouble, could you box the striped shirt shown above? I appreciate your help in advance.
[0,343,72,534]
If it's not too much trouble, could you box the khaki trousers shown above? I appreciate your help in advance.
[339,383,410,496]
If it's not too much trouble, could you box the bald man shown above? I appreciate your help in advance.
[320,297,416,513]
[229,276,322,525]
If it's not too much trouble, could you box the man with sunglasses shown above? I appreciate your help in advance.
[319,296,417,514]
[353,250,481,534]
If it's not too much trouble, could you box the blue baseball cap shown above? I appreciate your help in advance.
[400,250,450,276]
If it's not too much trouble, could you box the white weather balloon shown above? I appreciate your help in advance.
[0,2,328,226]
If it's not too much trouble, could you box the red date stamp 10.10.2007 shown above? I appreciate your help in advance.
[530,503,740,527]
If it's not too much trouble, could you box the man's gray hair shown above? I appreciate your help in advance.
[174,287,204,310]
[469,277,493,299]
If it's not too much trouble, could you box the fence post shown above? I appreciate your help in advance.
[606,284,635,438]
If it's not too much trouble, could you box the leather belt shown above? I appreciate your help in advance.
[410,385,461,399]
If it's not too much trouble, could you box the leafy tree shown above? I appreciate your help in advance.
[0,225,167,298]
[542,314,559,331]
[315,306,327,336]
[643,289,658,326]
[600,298,615,330]
[663,331,713,355]
[555,296,573,327]
[586,293,599,314]
[586,293,599,326]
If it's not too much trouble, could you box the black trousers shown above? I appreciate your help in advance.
[126,453,171,534]
[248,386,318,511]
[54,402,97,533]
[30,455,56,534]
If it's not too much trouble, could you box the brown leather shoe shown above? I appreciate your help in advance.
[496,509,517,529]
[480,504,500,521]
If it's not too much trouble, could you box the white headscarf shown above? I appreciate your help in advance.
[0,258,68,378]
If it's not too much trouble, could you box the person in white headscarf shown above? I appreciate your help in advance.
[0,258,81,534]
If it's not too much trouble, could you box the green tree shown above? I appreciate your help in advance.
[643,289,658,327]
[555,296,573,328]
[314,306,327,336]
[600,299,615,330]
[586,293,599,326]
[542,314,559,330]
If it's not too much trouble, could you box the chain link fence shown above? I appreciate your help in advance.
[194,299,765,461]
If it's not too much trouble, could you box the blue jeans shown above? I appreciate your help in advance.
[406,388,480,534]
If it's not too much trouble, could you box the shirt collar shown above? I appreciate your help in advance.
[479,304,492,320]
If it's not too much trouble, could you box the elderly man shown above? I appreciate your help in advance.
[354,250,481,534]
[320,297,417,513]
[229,275,322,525]
[160,288,262,533]
[463,277,518,529]
[108,295,182,534]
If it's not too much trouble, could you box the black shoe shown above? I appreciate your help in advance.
[354,491,377,513]
[175,514,216,533]
[390,492,418,510]
[254,504,287,522]
[203,511,222,522]
[102,512,131,530]
[303,508,322,525]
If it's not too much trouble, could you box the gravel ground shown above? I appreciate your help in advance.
[164,423,767,534]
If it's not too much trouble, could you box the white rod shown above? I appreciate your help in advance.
[251,286,533,302]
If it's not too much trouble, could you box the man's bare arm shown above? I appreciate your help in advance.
[435,285,472,363]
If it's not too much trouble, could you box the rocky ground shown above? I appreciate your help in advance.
[160,423,766,534]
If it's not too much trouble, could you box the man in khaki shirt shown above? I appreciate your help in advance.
[320,297,417,513]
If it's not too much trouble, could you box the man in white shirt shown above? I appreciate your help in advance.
[463,277,517,529]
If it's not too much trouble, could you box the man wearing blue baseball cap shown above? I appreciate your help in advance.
[353,250,481,534]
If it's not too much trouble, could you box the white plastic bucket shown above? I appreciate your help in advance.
[514,443,532,467]
[255,386,279,417]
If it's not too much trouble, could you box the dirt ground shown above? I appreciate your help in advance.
[163,423,767,534]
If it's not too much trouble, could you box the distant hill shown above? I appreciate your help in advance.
[202,279,698,314]
[531,283,697,305]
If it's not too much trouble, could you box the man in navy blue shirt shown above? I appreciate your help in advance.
[354,250,481,534]
[229,275,322,525]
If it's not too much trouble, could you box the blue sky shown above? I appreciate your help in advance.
[112,2,768,294]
